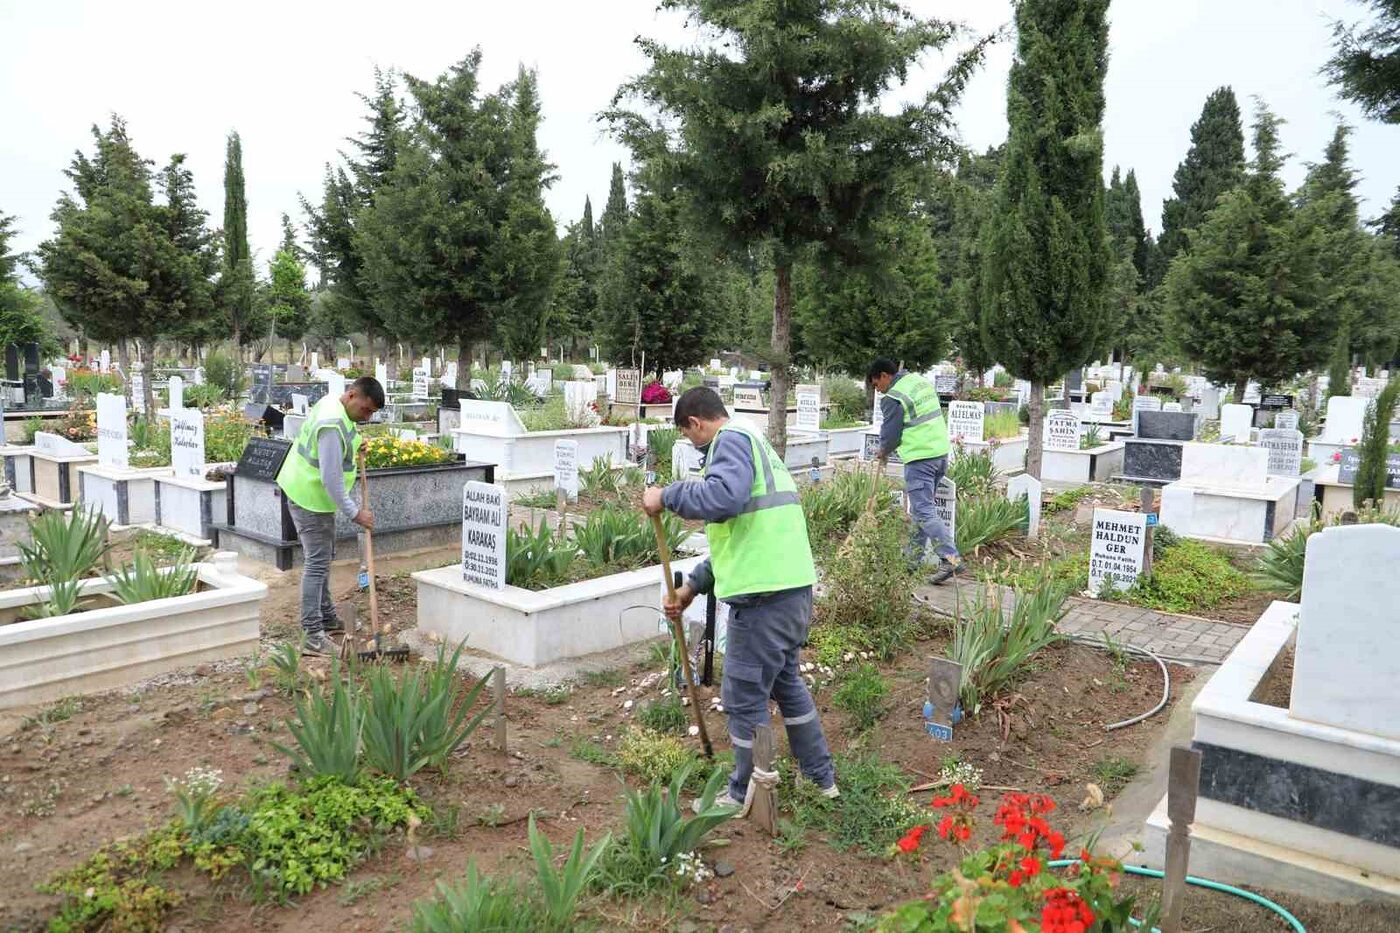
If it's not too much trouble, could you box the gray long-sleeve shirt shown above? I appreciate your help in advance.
[878,370,910,458]
[661,426,757,600]
[317,427,360,521]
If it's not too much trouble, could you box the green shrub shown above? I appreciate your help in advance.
[953,575,1068,714]
[108,548,198,605]
[202,351,245,399]
[831,664,889,732]
[788,753,925,855]
[618,727,696,784]
[815,510,918,660]
[946,445,999,497]
[21,506,110,586]
[1253,506,1400,600]
[39,827,184,932]
[1043,484,1092,514]
[955,494,1029,554]
[272,658,363,784]
[801,468,899,547]
[1354,377,1400,508]
[612,763,736,882]
[506,520,576,589]
[518,395,573,432]
[647,427,680,482]
[825,379,869,424]
[1123,540,1248,614]
[183,382,226,410]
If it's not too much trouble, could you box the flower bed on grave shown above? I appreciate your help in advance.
[0,508,265,707]
[414,508,704,667]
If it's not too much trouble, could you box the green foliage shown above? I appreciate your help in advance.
[825,379,869,425]
[801,468,900,547]
[637,697,689,735]
[360,644,494,781]
[203,411,255,463]
[409,865,547,933]
[1325,0,1400,124]
[1158,87,1247,270]
[788,753,925,855]
[66,369,123,400]
[202,350,245,399]
[1355,377,1400,507]
[1079,423,1103,450]
[1254,506,1400,599]
[272,659,363,784]
[183,382,226,409]
[528,813,610,928]
[953,575,1068,714]
[618,727,697,785]
[955,495,1029,554]
[1125,540,1249,614]
[946,446,999,498]
[570,736,621,769]
[1044,485,1093,514]
[815,510,918,661]
[983,410,1022,440]
[221,131,259,345]
[108,548,198,605]
[21,506,110,586]
[614,762,736,881]
[39,827,184,933]
[579,454,626,500]
[264,238,311,345]
[647,427,680,481]
[1092,755,1141,796]
[831,664,890,732]
[240,776,423,898]
[573,506,689,571]
[506,520,576,590]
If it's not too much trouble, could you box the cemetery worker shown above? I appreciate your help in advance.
[866,358,967,584]
[275,376,385,655]
[643,387,839,809]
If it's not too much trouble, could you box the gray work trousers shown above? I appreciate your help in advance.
[721,586,835,801]
[905,456,959,562]
[288,500,339,635]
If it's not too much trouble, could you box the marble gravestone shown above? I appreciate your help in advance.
[1088,509,1147,596]
[1258,428,1303,477]
[1132,394,1161,435]
[1137,410,1197,441]
[1178,442,1269,490]
[1090,391,1114,417]
[946,401,984,444]
[1219,403,1253,443]
[1162,402,1183,412]
[1045,410,1080,450]
[1274,409,1299,431]
[1292,524,1400,741]
[1319,395,1368,446]
[1006,473,1041,540]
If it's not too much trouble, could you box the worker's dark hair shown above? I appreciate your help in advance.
[866,357,899,383]
[673,386,728,428]
[349,376,386,409]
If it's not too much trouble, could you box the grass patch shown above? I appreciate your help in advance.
[569,737,620,769]
[1123,539,1249,614]
[637,697,689,735]
[830,664,889,733]
[786,753,925,856]
[1043,485,1093,514]
[1092,756,1140,796]
[581,669,625,688]
[130,529,200,563]
[20,696,82,733]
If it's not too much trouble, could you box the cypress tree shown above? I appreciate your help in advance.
[598,163,628,248]
[1326,323,1353,399]
[1355,377,1400,507]
[1327,0,1400,124]
[944,147,1002,381]
[558,197,602,351]
[1156,88,1247,276]
[0,213,50,352]
[610,0,983,454]
[221,131,256,351]
[980,0,1112,479]
[1163,104,1329,400]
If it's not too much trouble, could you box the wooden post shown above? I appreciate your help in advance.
[1161,745,1203,933]
[1140,486,1156,577]
[749,724,778,835]
[493,666,507,754]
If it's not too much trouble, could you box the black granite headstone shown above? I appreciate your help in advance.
[1122,439,1184,482]
[1337,448,1400,488]
[1259,393,1294,410]
[1137,410,1197,441]
[4,346,18,382]
[243,403,285,433]
[1066,368,1083,392]
[235,437,292,481]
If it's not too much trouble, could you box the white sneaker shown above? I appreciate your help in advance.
[796,773,841,798]
[694,790,745,813]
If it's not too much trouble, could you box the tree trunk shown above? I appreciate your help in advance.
[1232,376,1247,404]
[457,338,472,391]
[1026,379,1045,479]
[117,340,131,381]
[768,261,793,456]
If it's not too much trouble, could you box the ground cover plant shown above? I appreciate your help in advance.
[504,509,691,589]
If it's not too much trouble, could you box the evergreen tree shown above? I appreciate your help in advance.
[1296,125,1400,371]
[596,176,717,375]
[1355,377,1400,507]
[265,214,311,357]
[302,165,367,334]
[491,67,562,362]
[980,0,1112,479]
[796,208,948,378]
[944,147,1002,380]
[557,197,602,350]
[1374,187,1400,257]
[347,67,405,198]
[1106,166,1150,279]
[609,0,985,454]
[356,51,518,387]
[149,154,220,379]
[220,131,256,351]
[598,163,629,251]
[0,212,51,352]
[1327,322,1353,399]
[1327,0,1400,124]
[1163,104,1330,400]
[1156,87,1247,276]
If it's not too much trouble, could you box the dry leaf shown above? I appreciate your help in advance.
[1079,783,1105,811]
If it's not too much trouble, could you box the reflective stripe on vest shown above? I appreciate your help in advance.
[888,373,951,463]
[702,423,816,600]
[275,395,361,513]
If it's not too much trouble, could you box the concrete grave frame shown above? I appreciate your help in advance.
[1041,441,1125,484]
[450,400,627,495]
[23,447,99,509]
[0,443,36,496]
[78,464,173,529]
[0,553,267,709]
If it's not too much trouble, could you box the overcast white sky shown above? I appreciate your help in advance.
[2,0,1394,276]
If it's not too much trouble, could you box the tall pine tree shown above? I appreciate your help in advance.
[220,131,256,352]
[980,0,1112,479]
[0,212,51,352]
[1327,0,1400,124]
[1163,104,1330,399]
[557,197,602,351]
[610,0,985,453]
[944,147,1002,380]
[265,213,311,359]
[1156,87,1246,278]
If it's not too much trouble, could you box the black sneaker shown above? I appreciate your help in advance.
[322,617,345,633]
[929,561,968,586]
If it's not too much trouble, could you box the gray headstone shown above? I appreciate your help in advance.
[1258,428,1303,477]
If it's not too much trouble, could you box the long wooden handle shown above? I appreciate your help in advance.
[651,512,713,758]
[359,447,380,638]
[864,456,883,514]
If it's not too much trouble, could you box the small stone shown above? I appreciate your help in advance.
[14,841,34,853]
[696,887,716,906]
[623,700,634,711]
[688,725,700,737]
[404,845,434,862]
[714,860,735,878]
[504,774,519,788]
[677,922,699,933]
[242,703,260,716]
[195,664,213,676]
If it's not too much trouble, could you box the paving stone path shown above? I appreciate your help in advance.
[915,579,1251,665]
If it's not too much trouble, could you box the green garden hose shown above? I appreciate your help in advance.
[1045,860,1306,933]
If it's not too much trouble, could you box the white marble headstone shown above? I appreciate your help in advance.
[96,392,128,470]
[1258,428,1303,477]
[1090,391,1114,417]
[99,349,110,372]
[795,384,821,433]
[1088,508,1147,596]
[933,476,956,544]
[1292,524,1400,740]
[328,372,347,399]
[947,401,985,444]
[375,362,388,386]
[1044,410,1080,451]
[1197,385,1221,420]
[871,391,886,430]
[1273,409,1299,431]
[1162,402,1183,412]
[170,408,205,479]
[167,375,183,410]
[1219,403,1253,443]
[1177,441,1269,489]
[1321,395,1369,445]
[553,439,579,500]
[1006,473,1041,540]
